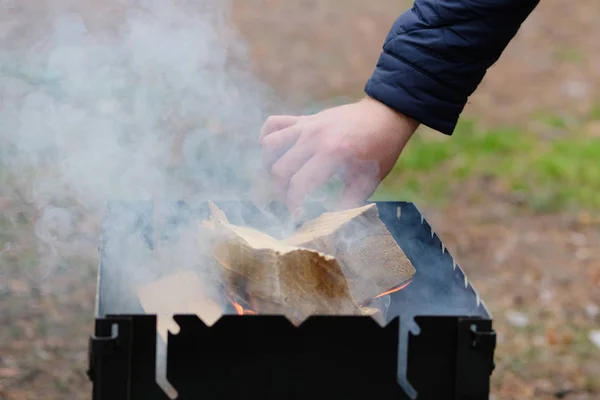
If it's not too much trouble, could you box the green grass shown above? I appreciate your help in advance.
[533,111,572,129]
[590,102,600,120]
[373,116,600,212]
[554,48,585,64]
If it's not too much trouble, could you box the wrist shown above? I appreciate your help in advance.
[361,95,420,138]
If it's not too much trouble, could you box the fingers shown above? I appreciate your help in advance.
[286,154,340,212]
[260,125,303,169]
[270,143,314,200]
[259,115,300,142]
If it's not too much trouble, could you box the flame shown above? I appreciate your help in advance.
[231,299,257,315]
[232,301,244,315]
[373,279,413,299]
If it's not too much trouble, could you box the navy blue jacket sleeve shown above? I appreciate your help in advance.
[365,0,540,135]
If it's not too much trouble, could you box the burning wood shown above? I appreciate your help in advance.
[203,202,415,322]
[137,201,416,326]
[284,204,415,304]
[202,202,360,323]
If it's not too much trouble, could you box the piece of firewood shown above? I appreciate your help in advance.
[359,306,385,325]
[137,270,224,342]
[203,202,360,323]
[283,204,415,305]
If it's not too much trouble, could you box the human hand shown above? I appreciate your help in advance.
[259,96,420,213]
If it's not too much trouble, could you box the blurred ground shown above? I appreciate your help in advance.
[1,0,600,399]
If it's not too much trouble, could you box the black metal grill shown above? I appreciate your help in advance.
[88,201,496,400]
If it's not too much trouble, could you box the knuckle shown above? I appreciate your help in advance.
[302,122,321,138]
[297,115,310,125]
[288,174,301,192]
[270,162,287,181]
[321,140,349,157]
[295,130,312,146]
[294,119,319,138]
[260,135,276,150]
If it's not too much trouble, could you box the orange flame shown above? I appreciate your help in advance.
[231,299,257,315]
[232,301,244,315]
[373,279,413,299]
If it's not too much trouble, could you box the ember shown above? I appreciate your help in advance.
[372,279,413,300]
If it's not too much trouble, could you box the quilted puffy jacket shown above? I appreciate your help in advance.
[365,0,541,135]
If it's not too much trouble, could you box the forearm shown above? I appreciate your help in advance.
[365,0,541,135]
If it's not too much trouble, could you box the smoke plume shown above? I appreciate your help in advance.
[0,0,278,287]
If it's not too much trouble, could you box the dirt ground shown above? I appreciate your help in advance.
[1,0,600,399]
[232,0,600,125]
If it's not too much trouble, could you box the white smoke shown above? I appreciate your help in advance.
[0,0,278,285]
